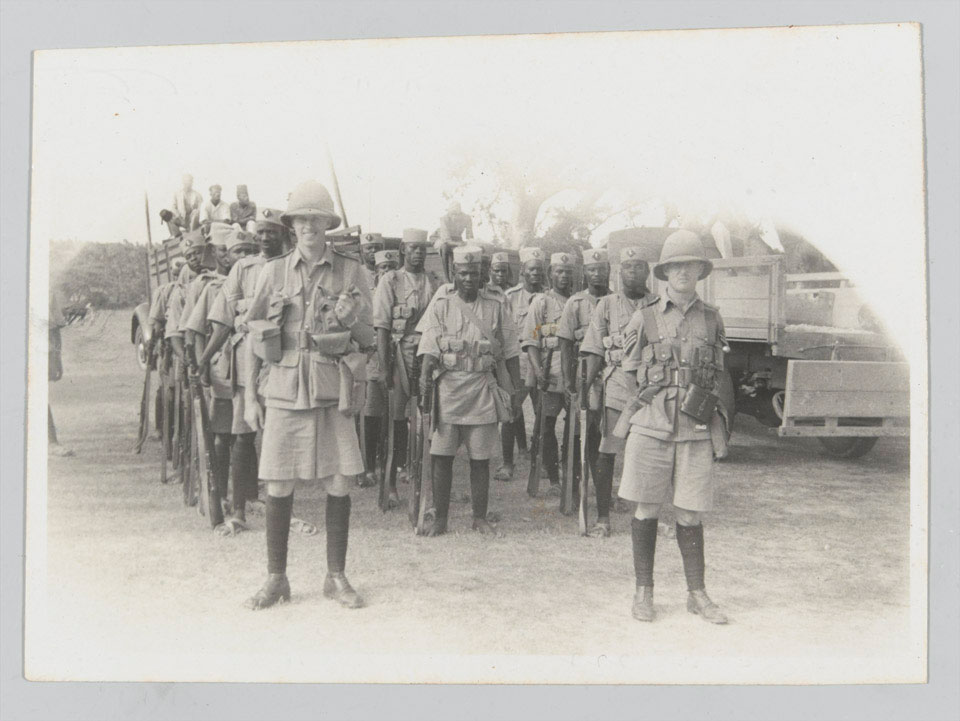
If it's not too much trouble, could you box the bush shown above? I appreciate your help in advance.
[55,241,149,308]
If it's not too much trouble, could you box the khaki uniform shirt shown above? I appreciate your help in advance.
[504,283,540,386]
[581,292,651,411]
[184,275,230,398]
[520,289,571,393]
[373,268,439,385]
[207,254,267,390]
[416,286,520,425]
[241,243,374,411]
[621,293,725,442]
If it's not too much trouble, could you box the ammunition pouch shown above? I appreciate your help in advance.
[541,336,560,350]
[248,319,282,363]
[338,352,368,415]
[679,383,720,424]
[438,336,495,372]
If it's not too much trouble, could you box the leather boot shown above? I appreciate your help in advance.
[687,589,728,624]
[245,573,290,610]
[323,572,364,609]
[631,585,655,622]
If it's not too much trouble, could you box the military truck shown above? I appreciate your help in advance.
[605,228,909,458]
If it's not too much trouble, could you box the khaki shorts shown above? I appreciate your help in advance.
[598,407,627,455]
[618,433,715,511]
[260,405,364,481]
[430,421,498,460]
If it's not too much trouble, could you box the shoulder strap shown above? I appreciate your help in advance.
[702,304,718,345]
[450,293,502,355]
[639,304,662,349]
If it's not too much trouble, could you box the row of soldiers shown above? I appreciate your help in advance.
[146,179,730,625]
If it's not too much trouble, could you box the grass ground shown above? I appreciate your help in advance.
[27,310,918,683]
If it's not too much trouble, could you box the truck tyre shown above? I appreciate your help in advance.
[818,436,879,459]
[134,324,149,372]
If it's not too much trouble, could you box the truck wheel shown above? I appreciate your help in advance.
[818,437,879,459]
[134,325,149,371]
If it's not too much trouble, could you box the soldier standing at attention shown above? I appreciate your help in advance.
[373,229,439,508]
[521,252,575,495]
[556,248,611,515]
[416,246,520,536]
[497,247,545,481]
[579,247,655,537]
[184,223,241,521]
[357,232,385,487]
[241,181,374,610]
[196,212,287,533]
[148,256,186,452]
[618,230,729,624]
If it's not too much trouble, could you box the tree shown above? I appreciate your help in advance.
[56,241,148,308]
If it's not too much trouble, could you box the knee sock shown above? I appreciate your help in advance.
[326,495,351,574]
[431,455,454,523]
[631,517,658,587]
[594,452,615,518]
[266,494,293,574]
[514,408,527,451]
[543,415,559,484]
[469,460,490,519]
[364,415,380,473]
[500,421,515,466]
[213,433,232,501]
[676,523,706,591]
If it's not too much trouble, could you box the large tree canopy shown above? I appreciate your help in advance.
[56,241,148,308]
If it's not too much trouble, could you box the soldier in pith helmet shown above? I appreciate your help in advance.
[240,180,374,610]
[372,228,439,508]
[618,230,730,624]
[415,245,520,536]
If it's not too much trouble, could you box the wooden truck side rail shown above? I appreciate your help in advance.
[778,360,910,437]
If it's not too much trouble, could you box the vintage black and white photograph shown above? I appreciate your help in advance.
[24,24,927,684]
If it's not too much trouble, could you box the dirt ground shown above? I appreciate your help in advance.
[28,310,918,684]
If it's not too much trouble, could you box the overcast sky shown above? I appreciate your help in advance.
[30,25,925,345]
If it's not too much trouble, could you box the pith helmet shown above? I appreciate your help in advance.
[653,230,713,281]
[281,180,342,230]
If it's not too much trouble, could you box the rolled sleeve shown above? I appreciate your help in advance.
[519,295,543,350]
[498,302,520,360]
[164,289,184,339]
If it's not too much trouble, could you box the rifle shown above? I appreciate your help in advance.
[561,373,577,516]
[526,347,553,497]
[415,379,436,535]
[578,358,590,535]
[191,376,225,528]
[378,339,395,512]
[407,358,423,527]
